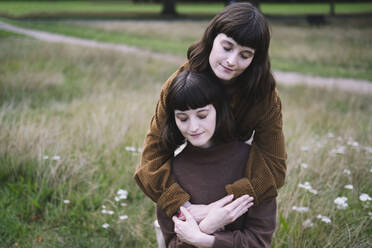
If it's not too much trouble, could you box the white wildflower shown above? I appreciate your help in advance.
[51,155,61,161]
[359,193,372,202]
[334,196,348,210]
[317,215,331,224]
[347,140,359,147]
[121,203,127,207]
[330,146,346,155]
[43,155,49,160]
[368,212,372,219]
[298,182,318,195]
[102,223,109,229]
[107,210,114,215]
[327,133,335,138]
[303,219,314,228]
[116,189,128,200]
[309,188,318,195]
[301,146,309,151]
[292,206,309,213]
[344,184,353,190]
[102,205,106,209]
[63,200,70,204]
[119,215,128,220]
[298,182,312,190]
[102,209,108,214]
[125,146,137,152]
[300,163,308,169]
[117,189,128,196]
[369,168,372,173]
[343,169,351,175]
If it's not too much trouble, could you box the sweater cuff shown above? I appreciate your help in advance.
[157,183,190,217]
[225,178,258,205]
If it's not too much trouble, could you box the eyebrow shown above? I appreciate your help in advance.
[175,108,209,115]
[222,40,255,54]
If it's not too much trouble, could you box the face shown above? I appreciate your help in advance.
[209,33,255,84]
[174,104,216,149]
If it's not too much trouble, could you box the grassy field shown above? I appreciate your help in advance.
[2,16,372,81]
[1,28,372,247]
[1,1,372,18]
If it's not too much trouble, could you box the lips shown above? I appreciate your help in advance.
[221,64,234,73]
[189,132,204,138]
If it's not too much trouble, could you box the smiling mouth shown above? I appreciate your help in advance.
[190,133,204,137]
[221,64,234,72]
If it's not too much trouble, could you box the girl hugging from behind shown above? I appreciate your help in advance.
[156,70,277,248]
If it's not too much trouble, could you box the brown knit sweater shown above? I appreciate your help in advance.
[134,62,287,217]
[157,141,277,248]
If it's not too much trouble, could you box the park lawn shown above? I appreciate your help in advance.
[0,1,372,18]
[1,31,372,248]
[1,17,371,81]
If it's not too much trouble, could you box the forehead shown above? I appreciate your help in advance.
[216,33,255,52]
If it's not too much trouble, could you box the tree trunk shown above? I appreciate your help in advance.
[162,0,177,16]
[330,0,335,16]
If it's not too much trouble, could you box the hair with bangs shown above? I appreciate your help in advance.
[161,70,235,151]
[187,2,275,108]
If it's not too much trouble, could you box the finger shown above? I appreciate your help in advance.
[178,215,186,221]
[180,207,197,224]
[172,216,180,223]
[230,202,254,221]
[225,195,252,210]
[213,194,234,207]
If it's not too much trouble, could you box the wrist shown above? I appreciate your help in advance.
[199,220,215,235]
[194,232,214,248]
[182,201,191,208]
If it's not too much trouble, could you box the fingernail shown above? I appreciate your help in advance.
[248,197,254,201]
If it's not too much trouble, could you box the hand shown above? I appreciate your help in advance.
[182,194,235,223]
[172,207,205,246]
[199,194,254,234]
[184,204,211,223]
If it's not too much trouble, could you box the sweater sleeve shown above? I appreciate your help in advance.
[134,64,191,217]
[212,199,277,248]
[225,90,287,204]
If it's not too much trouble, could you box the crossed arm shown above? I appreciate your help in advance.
[157,195,277,248]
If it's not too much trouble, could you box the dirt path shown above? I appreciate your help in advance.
[1,21,372,95]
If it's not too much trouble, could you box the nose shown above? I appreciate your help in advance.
[226,52,238,67]
[189,118,199,133]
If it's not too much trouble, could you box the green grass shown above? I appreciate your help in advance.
[0,1,371,18]
[1,31,372,247]
[0,28,25,38]
[261,3,372,15]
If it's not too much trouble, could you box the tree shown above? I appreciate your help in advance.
[330,0,335,16]
[162,0,177,16]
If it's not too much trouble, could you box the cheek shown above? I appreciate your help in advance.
[175,120,185,133]
[209,46,224,65]
[236,59,252,73]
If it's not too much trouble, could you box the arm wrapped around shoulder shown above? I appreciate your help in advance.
[134,63,191,217]
[226,89,287,205]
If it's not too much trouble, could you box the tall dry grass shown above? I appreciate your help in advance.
[0,31,371,247]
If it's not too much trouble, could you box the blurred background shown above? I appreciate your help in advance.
[0,0,371,247]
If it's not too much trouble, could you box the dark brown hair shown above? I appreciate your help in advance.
[187,2,275,108]
[161,70,235,151]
